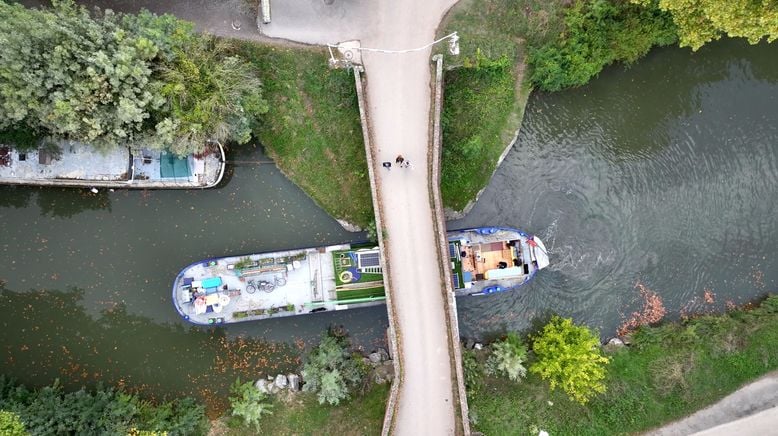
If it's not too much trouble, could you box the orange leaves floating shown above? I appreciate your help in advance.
[618,280,666,336]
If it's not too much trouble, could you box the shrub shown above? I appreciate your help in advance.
[528,0,677,91]
[301,330,364,405]
[229,379,273,431]
[0,410,27,436]
[486,332,528,382]
[530,316,610,404]
[0,376,206,435]
[462,349,484,396]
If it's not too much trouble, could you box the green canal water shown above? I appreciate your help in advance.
[1,38,777,411]
[453,38,778,339]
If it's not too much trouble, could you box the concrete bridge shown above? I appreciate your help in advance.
[261,1,470,433]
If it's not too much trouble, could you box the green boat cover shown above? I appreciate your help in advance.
[160,152,191,178]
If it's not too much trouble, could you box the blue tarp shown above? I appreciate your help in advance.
[160,152,191,178]
[201,277,222,288]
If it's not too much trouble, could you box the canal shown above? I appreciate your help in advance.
[1,38,776,411]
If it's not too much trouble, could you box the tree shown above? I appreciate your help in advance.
[0,0,166,151]
[301,331,364,405]
[157,37,268,156]
[633,0,778,50]
[229,379,273,431]
[0,0,266,155]
[529,0,677,91]
[529,316,610,404]
[0,410,27,436]
[0,376,207,435]
[486,332,528,382]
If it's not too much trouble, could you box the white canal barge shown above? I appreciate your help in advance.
[0,140,225,189]
[173,227,549,325]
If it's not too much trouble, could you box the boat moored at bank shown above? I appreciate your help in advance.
[0,140,225,189]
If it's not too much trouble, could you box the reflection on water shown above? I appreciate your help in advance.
[0,284,297,413]
[453,39,778,339]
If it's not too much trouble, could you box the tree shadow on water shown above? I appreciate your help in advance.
[0,284,299,415]
[36,187,112,218]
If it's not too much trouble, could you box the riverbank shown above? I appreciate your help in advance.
[235,42,374,230]
[219,384,388,435]
[467,295,778,434]
[435,0,563,215]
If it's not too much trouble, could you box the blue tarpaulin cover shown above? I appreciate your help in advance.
[160,152,191,178]
[201,277,222,288]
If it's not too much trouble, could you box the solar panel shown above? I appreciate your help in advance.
[358,252,381,268]
[448,243,457,259]
[452,273,460,289]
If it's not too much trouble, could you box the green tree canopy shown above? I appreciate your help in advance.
[0,0,266,154]
[486,332,528,382]
[229,379,273,431]
[301,331,364,405]
[529,316,610,404]
[634,0,778,50]
[529,0,677,91]
[0,410,27,436]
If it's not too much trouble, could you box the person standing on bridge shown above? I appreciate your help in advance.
[395,155,405,165]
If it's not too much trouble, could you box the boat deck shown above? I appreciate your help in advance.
[0,141,224,188]
[174,244,371,325]
[0,142,128,181]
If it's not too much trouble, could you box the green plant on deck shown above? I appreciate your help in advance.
[234,257,254,269]
[485,332,528,382]
[285,303,295,312]
[229,378,273,431]
[530,316,610,404]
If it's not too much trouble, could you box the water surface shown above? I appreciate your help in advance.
[453,39,778,339]
[1,38,777,409]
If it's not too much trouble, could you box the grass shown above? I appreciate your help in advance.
[235,42,373,229]
[224,384,389,435]
[435,0,565,212]
[439,56,518,211]
[468,295,778,434]
[336,286,385,302]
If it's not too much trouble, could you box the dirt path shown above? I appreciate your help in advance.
[647,371,778,435]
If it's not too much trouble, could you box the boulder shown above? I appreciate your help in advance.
[269,383,280,395]
[607,337,625,347]
[368,352,383,365]
[376,347,390,361]
[464,339,475,349]
[274,374,288,389]
[255,378,271,394]
[287,373,301,391]
[473,343,483,350]
[373,362,395,384]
